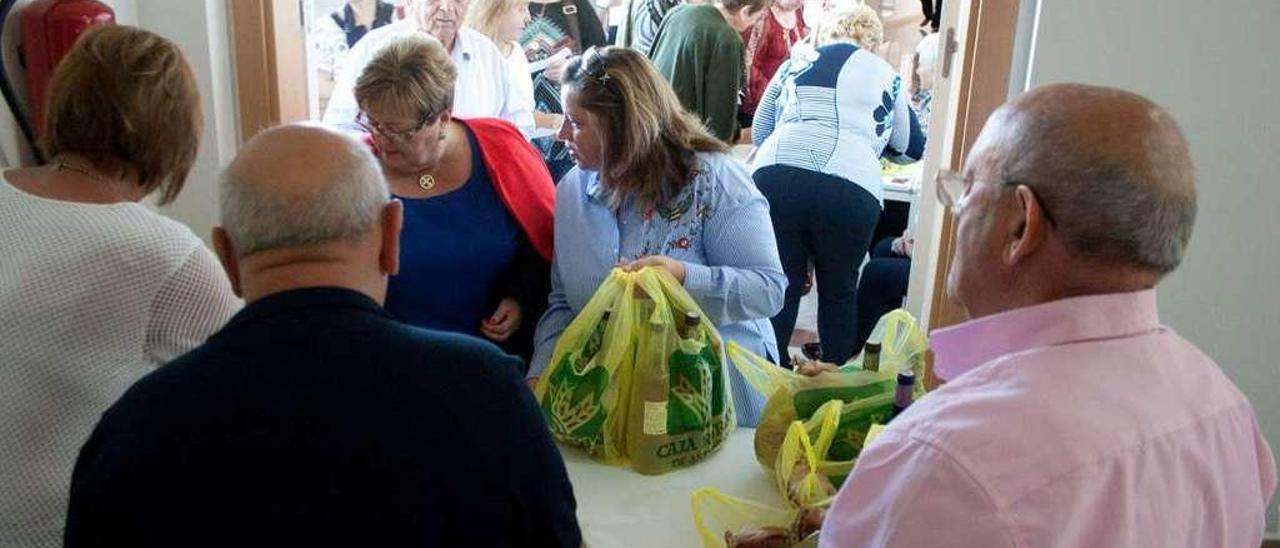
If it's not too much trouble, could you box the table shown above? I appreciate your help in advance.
[560,428,786,547]
[882,161,923,204]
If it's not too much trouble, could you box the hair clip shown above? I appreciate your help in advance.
[578,46,612,86]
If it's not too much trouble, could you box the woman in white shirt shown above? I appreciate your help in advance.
[0,26,240,547]
[751,4,925,367]
[464,0,538,128]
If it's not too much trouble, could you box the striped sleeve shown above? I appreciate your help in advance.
[528,255,573,379]
[680,163,786,325]
[751,59,789,146]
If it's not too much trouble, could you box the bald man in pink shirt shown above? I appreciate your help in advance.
[820,84,1277,547]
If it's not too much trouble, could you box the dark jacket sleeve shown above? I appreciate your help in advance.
[491,233,552,364]
[704,27,744,142]
[490,351,583,547]
[64,410,131,547]
[575,0,609,50]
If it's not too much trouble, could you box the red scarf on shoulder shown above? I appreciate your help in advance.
[363,118,555,260]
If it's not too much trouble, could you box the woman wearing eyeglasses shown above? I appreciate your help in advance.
[354,34,555,362]
[527,46,785,426]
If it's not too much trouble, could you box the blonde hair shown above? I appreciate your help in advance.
[562,47,726,210]
[42,25,202,205]
[817,3,883,49]
[464,0,528,46]
[354,34,456,121]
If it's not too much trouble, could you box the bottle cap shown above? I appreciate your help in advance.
[896,369,915,385]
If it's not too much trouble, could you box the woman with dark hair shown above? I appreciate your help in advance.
[647,0,772,142]
[528,46,785,426]
[310,1,398,109]
[739,0,806,129]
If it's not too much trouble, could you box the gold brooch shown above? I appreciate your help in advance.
[419,173,436,190]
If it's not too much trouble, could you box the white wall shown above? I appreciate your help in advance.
[0,0,138,167]
[0,0,237,243]
[1024,0,1280,535]
[136,0,239,243]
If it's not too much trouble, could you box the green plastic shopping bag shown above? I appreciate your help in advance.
[729,309,928,474]
[535,267,735,474]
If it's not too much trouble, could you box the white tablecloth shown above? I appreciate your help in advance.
[883,162,923,204]
[560,428,785,547]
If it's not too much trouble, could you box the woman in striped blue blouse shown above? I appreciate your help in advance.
[527,47,786,426]
[751,4,926,366]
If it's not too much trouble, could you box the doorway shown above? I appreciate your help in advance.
[226,0,1025,378]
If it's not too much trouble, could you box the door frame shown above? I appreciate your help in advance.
[228,0,310,143]
[902,0,1023,386]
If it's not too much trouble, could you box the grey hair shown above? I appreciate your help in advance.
[219,140,389,257]
[992,92,1197,275]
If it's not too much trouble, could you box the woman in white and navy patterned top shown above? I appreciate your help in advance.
[751,4,925,366]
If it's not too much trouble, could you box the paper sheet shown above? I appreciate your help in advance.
[529,48,573,74]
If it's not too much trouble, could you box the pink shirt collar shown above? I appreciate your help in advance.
[930,289,1161,382]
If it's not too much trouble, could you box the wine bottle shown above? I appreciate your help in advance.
[889,369,916,420]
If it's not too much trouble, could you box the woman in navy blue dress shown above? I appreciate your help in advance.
[353,33,556,363]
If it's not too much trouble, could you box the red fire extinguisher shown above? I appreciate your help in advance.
[20,0,114,138]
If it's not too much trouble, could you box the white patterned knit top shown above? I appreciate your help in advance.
[0,175,241,547]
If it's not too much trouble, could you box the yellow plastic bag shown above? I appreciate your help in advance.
[776,400,843,508]
[691,401,863,546]
[730,309,928,474]
[535,267,735,474]
[690,308,926,548]
[691,488,802,548]
[691,485,833,547]
[690,402,860,546]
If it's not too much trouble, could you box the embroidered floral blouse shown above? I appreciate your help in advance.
[529,152,786,426]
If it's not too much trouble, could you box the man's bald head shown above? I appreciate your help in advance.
[219,124,389,257]
[970,83,1197,275]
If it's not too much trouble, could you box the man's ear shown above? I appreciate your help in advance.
[212,227,243,297]
[1004,185,1051,266]
[379,199,404,276]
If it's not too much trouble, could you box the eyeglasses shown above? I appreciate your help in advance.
[356,110,435,144]
[935,169,1056,226]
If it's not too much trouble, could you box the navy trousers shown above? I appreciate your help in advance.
[754,164,881,366]
[854,237,912,351]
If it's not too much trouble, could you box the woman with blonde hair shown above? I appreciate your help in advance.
[465,0,531,58]
[464,0,536,125]
[750,2,924,367]
[528,46,785,426]
[814,0,882,48]
[0,26,240,546]
[354,33,555,361]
